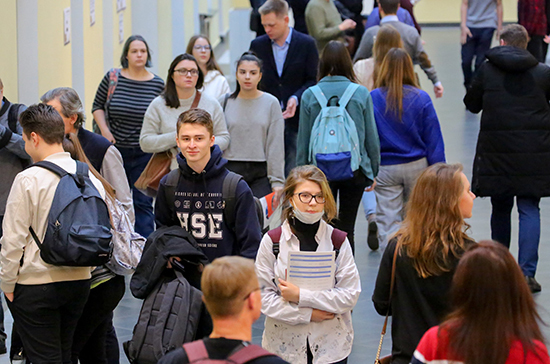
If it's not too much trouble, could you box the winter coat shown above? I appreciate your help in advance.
[464,45,550,197]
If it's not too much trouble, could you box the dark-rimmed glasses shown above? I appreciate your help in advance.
[174,68,199,76]
[294,192,326,204]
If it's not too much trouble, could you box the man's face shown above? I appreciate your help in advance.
[46,98,76,134]
[261,12,289,43]
[22,131,37,162]
[176,123,215,166]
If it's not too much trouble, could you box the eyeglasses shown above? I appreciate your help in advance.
[243,287,261,300]
[294,192,326,204]
[193,45,211,51]
[174,68,199,76]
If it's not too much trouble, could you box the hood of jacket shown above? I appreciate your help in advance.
[176,144,227,180]
[486,46,539,72]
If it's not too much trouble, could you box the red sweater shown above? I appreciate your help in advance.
[412,326,550,364]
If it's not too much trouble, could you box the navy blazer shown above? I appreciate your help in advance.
[250,29,319,125]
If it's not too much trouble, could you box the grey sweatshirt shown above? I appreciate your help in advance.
[0,99,30,217]
[220,93,285,188]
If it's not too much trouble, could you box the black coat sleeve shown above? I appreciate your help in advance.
[372,238,398,316]
[463,63,486,114]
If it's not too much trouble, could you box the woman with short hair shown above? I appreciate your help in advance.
[373,163,476,364]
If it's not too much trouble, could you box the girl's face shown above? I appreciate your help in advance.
[192,37,211,66]
[126,40,148,68]
[172,60,199,90]
[458,172,475,219]
[236,61,262,92]
[291,180,325,214]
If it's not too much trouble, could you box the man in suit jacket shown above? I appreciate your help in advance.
[354,0,444,98]
[250,0,319,175]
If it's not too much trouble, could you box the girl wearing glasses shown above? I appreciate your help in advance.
[220,52,285,198]
[140,53,230,170]
[186,35,231,99]
[255,165,361,364]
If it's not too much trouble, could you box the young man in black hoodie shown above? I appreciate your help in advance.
[464,24,550,293]
[155,108,261,262]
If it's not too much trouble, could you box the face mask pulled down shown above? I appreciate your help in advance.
[292,207,324,225]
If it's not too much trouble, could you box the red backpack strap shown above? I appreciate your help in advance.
[183,340,210,363]
[331,228,347,259]
[227,344,276,364]
[267,226,283,259]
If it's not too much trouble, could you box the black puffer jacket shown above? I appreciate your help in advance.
[464,46,550,197]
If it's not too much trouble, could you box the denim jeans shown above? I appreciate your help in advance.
[117,147,154,238]
[490,196,541,277]
[361,190,377,218]
[461,27,495,88]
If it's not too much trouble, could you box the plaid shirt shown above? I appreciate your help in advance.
[518,0,548,36]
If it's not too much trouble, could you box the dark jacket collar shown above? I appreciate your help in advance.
[176,144,227,180]
[486,46,539,72]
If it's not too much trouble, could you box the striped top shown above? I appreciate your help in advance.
[92,72,164,147]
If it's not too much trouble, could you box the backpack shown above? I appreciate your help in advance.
[28,161,112,266]
[267,226,347,260]
[93,68,120,134]
[7,103,23,133]
[164,170,265,236]
[124,266,204,364]
[183,340,275,364]
[104,194,146,275]
[308,84,361,181]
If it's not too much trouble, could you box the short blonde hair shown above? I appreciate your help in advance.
[201,256,258,318]
[281,165,337,223]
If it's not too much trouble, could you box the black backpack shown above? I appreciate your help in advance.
[7,103,23,133]
[29,161,112,266]
[164,170,265,236]
[183,340,276,363]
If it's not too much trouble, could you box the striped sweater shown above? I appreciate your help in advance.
[92,72,164,147]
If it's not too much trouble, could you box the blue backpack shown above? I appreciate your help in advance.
[309,84,361,181]
[29,161,113,267]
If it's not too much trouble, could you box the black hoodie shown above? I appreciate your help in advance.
[155,145,261,262]
[464,45,550,197]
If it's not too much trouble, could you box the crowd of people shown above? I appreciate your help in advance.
[1,0,550,363]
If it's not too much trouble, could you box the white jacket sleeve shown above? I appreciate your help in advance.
[140,100,177,153]
[255,233,313,325]
[298,239,361,314]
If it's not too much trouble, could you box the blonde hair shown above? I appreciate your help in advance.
[372,25,403,86]
[201,256,258,318]
[396,163,471,278]
[375,48,419,120]
[281,165,337,223]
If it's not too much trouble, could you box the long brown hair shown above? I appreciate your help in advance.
[396,163,471,278]
[281,165,337,223]
[62,133,116,201]
[186,35,224,74]
[442,241,545,364]
[375,48,419,120]
[372,25,403,86]
[318,41,357,83]
[163,54,205,108]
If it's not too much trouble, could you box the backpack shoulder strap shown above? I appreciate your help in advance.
[31,161,69,178]
[331,228,347,260]
[7,104,22,133]
[310,85,328,108]
[182,338,210,363]
[106,68,120,103]
[164,169,182,223]
[228,344,275,364]
[267,226,283,259]
[338,83,359,109]
[222,171,243,231]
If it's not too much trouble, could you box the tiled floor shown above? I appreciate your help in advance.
[2,26,550,363]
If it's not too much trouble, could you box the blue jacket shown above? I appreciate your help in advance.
[365,8,415,30]
[297,76,381,182]
[155,145,261,262]
[371,85,445,166]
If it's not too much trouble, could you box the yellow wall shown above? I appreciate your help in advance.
[113,0,133,67]
[157,0,173,77]
[232,0,249,8]
[83,0,105,128]
[37,0,73,101]
[415,0,518,24]
[184,1,196,47]
[0,0,18,101]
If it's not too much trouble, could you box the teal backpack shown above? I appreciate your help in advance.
[308,83,361,181]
